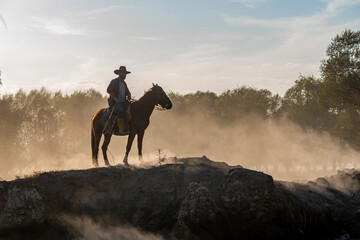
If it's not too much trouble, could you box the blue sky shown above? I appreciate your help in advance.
[0,0,359,98]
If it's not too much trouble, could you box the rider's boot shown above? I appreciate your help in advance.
[112,117,120,135]
[117,118,125,134]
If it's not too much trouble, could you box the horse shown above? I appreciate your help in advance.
[91,84,172,167]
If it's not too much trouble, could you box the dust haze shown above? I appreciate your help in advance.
[1,106,359,181]
[58,215,164,240]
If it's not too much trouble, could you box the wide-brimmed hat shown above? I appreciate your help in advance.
[114,66,131,75]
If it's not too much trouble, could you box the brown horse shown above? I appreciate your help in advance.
[91,84,172,167]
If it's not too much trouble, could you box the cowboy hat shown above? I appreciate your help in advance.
[114,66,131,75]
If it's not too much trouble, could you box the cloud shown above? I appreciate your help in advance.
[224,13,331,29]
[326,0,360,13]
[2,0,360,98]
[229,0,271,8]
[135,36,164,41]
[0,14,7,28]
[31,17,85,35]
[224,0,360,29]
[88,5,130,14]
[131,8,360,96]
[75,4,133,20]
[220,0,360,83]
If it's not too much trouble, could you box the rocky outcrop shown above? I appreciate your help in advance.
[0,184,45,228]
[0,157,359,239]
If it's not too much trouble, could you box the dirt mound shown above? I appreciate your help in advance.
[0,157,359,239]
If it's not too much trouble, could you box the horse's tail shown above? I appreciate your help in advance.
[91,109,102,166]
[91,122,96,161]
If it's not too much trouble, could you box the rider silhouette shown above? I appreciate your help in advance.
[106,66,131,135]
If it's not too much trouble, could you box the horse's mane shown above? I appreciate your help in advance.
[142,86,155,96]
[134,85,159,103]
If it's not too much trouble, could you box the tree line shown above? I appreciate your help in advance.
[0,88,105,167]
[169,29,360,149]
[0,29,359,171]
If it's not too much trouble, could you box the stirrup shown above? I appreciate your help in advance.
[112,130,121,136]
[124,124,130,134]
[103,117,116,134]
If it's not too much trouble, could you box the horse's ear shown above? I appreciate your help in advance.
[152,83,155,87]
[156,83,159,86]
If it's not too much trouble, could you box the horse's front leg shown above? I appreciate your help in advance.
[137,131,145,163]
[123,132,136,166]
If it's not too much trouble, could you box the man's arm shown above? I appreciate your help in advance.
[126,92,131,101]
[109,92,119,103]
[125,82,131,101]
[107,79,119,103]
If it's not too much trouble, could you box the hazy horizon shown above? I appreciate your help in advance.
[1,1,360,182]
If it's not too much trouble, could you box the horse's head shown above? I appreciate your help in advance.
[151,83,172,109]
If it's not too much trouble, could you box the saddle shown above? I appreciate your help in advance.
[103,108,132,136]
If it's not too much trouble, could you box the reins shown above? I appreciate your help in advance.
[102,103,117,134]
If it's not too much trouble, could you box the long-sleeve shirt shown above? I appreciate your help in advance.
[106,77,131,106]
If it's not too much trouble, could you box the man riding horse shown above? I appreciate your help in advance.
[105,66,131,135]
[91,68,172,166]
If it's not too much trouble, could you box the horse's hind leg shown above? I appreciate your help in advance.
[92,127,102,167]
[101,133,112,166]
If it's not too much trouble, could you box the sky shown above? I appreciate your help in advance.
[0,0,359,98]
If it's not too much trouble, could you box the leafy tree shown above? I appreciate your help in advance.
[0,94,19,163]
[320,29,360,111]
[11,88,65,160]
[168,87,280,122]
[215,86,275,121]
[333,106,360,148]
[167,91,217,121]
[320,29,360,148]
[60,89,105,154]
[280,75,335,130]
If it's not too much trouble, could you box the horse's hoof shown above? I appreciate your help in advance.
[92,159,99,167]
